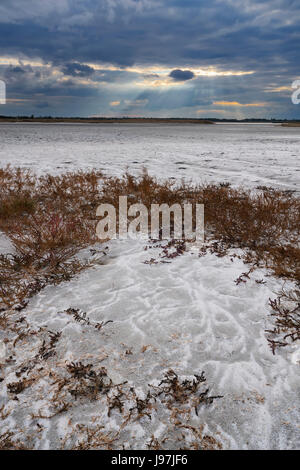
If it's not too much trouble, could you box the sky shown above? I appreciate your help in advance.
[0,0,299,119]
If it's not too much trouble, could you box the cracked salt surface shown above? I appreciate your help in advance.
[0,122,299,449]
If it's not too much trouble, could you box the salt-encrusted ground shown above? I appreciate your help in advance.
[0,122,299,191]
[0,123,299,449]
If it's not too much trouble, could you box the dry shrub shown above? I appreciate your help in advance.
[0,165,102,230]
[178,424,223,450]
[0,166,298,317]
[0,167,103,308]
[266,288,300,354]
[149,369,222,415]
[0,431,31,450]
[69,425,119,450]
[100,171,299,282]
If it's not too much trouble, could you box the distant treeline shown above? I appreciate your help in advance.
[0,116,214,124]
[0,115,300,124]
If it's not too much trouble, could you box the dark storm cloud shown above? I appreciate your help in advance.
[169,70,195,82]
[62,62,94,77]
[0,0,299,117]
[10,66,26,74]
[0,0,298,70]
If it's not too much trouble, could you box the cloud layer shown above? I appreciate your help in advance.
[0,0,299,118]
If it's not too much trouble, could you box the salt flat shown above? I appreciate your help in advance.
[0,123,299,449]
[0,122,299,191]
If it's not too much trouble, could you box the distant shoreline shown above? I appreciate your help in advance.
[0,117,214,124]
[0,116,300,125]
